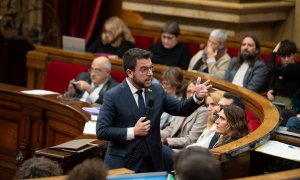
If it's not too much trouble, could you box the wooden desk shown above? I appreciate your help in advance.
[0,83,95,179]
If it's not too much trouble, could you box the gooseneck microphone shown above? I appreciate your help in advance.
[144,99,154,121]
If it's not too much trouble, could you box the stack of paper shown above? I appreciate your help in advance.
[255,140,300,162]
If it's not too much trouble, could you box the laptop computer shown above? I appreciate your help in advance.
[62,35,85,52]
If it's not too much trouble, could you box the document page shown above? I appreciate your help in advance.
[50,139,96,150]
[255,140,300,162]
[21,89,59,95]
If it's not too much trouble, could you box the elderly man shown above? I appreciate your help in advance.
[188,29,231,79]
[64,56,118,104]
[223,35,268,93]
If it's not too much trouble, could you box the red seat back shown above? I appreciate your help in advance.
[44,61,89,93]
[133,35,154,50]
[110,69,126,83]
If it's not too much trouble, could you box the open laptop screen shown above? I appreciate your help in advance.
[62,35,85,52]
[108,172,167,180]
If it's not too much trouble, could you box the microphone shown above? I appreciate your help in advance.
[144,99,154,121]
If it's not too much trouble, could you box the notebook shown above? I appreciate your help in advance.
[62,35,85,52]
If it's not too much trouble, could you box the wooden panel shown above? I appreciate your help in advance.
[0,84,90,179]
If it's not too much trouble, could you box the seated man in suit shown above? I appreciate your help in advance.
[223,35,268,93]
[188,29,231,79]
[64,56,118,104]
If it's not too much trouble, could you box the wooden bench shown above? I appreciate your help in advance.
[26,45,280,178]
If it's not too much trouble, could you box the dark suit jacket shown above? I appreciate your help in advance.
[96,80,202,172]
[223,57,269,92]
[73,72,118,104]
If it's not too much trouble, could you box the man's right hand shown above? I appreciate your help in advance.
[134,117,151,136]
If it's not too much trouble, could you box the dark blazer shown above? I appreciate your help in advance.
[223,57,269,92]
[74,72,118,104]
[96,80,202,172]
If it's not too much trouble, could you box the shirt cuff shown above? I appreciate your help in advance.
[126,127,135,140]
[193,94,204,105]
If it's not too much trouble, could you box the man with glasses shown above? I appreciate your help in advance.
[96,48,211,172]
[64,56,118,104]
[148,21,191,70]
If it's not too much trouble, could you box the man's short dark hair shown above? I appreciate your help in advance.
[14,157,63,179]
[277,40,297,57]
[68,158,107,180]
[161,21,180,37]
[174,146,222,180]
[223,92,245,110]
[122,48,152,75]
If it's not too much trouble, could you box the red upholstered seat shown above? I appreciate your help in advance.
[185,42,200,57]
[110,69,126,83]
[227,47,239,58]
[133,35,154,50]
[44,61,89,93]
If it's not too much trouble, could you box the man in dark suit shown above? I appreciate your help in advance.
[96,48,211,172]
[64,56,118,104]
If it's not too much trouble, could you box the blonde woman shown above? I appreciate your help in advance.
[187,89,224,148]
[87,16,135,57]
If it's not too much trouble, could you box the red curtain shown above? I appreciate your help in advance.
[51,0,103,43]
[70,0,103,42]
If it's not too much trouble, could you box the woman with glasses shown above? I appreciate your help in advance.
[208,105,249,149]
[87,16,135,57]
[148,21,191,70]
[267,40,300,126]
[187,89,224,148]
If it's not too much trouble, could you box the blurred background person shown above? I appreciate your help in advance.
[160,67,186,129]
[267,40,300,125]
[14,157,63,179]
[68,158,107,180]
[148,21,191,70]
[208,105,249,149]
[188,29,230,79]
[87,16,135,57]
[174,146,222,180]
[224,35,268,93]
[64,56,118,104]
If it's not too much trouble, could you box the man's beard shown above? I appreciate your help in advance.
[132,74,152,89]
[240,51,256,62]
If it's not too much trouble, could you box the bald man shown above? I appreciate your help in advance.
[65,56,118,104]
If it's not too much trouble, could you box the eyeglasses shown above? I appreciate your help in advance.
[135,65,154,74]
[161,34,176,40]
[102,29,113,35]
[89,68,103,74]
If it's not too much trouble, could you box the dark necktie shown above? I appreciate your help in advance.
[136,90,146,117]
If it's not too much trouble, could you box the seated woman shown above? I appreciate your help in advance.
[148,21,191,70]
[160,67,186,129]
[161,78,208,149]
[267,40,300,125]
[187,89,224,148]
[87,16,135,57]
[208,105,249,149]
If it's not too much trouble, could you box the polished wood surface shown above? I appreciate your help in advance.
[0,83,92,179]
[25,45,282,178]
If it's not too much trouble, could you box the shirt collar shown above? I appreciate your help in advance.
[126,78,144,95]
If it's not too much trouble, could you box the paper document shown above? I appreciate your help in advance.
[82,107,100,115]
[21,89,59,95]
[255,140,300,162]
[83,121,96,135]
[276,126,300,138]
[50,139,96,150]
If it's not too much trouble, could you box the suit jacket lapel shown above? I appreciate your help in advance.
[120,80,140,121]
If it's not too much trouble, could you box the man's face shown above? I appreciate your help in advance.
[161,33,178,49]
[240,37,258,60]
[217,97,233,112]
[127,58,153,89]
[90,60,109,85]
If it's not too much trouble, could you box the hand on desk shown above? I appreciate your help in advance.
[134,117,151,136]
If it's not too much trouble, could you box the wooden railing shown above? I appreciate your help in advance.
[26,45,280,178]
